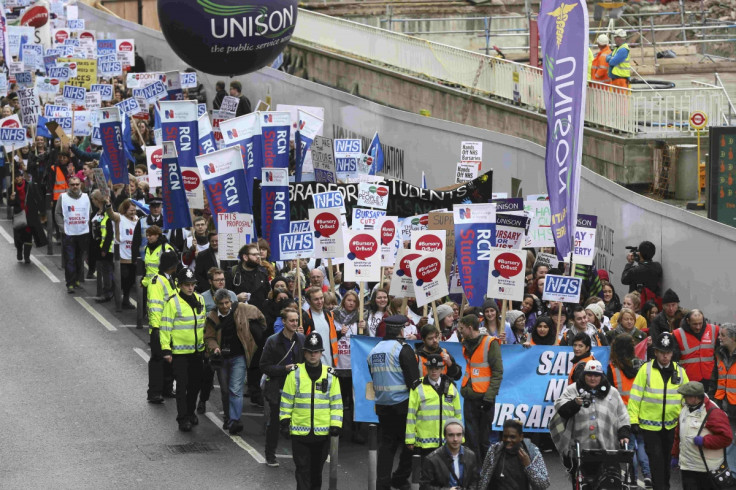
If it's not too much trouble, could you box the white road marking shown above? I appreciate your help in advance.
[0,226,12,243]
[133,348,150,362]
[74,297,118,331]
[205,412,266,464]
[30,255,61,283]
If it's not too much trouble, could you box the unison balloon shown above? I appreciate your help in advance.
[157,0,298,76]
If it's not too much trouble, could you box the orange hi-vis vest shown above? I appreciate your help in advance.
[674,324,718,382]
[716,356,736,405]
[609,363,635,404]
[305,309,339,367]
[592,46,612,83]
[462,335,498,393]
[568,354,594,385]
[417,348,450,377]
[52,166,68,201]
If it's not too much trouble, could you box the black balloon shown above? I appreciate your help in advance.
[158,0,298,76]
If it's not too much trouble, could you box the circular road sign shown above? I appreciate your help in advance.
[689,111,708,130]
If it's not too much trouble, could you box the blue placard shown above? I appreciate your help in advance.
[115,98,141,117]
[91,84,113,101]
[48,66,70,80]
[0,127,27,144]
[99,61,123,77]
[312,190,344,209]
[15,71,33,87]
[542,274,583,303]
[278,231,314,260]
[62,84,86,103]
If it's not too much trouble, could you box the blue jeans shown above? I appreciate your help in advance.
[216,355,246,426]
[632,432,652,479]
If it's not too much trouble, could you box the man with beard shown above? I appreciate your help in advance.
[414,325,461,381]
[55,176,90,293]
[227,243,270,406]
[673,310,719,394]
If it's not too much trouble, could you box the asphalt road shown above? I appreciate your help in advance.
[0,208,672,490]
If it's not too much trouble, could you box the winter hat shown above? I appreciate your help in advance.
[436,304,454,324]
[506,310,525,326]
[585,303,604,322]
[662,289,680,305]
[482,298,499,313]
[597,269,610,282]
[444,418,464,434]
[271,275,288,291]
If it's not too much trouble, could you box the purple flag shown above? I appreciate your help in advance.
[539,0,588,260]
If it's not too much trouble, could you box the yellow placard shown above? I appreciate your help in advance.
[56,58,98,90]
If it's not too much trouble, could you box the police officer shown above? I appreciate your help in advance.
[280,332,343,490]
[140,224,176,289]
[628,332,689,490]
[146,250,178,404]
[406,354,462,459]
[160,267,207,431]
[367,315,421,490]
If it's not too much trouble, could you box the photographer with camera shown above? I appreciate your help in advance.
[622,241,663,304]
[204,288,266,435]
[549,360,631,489]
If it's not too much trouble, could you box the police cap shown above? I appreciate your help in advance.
[304,332,325,352]
[424,353,444,369]
[653,332,676,353]
[177,267,197,284]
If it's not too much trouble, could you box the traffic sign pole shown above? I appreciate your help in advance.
[688,111,708,210]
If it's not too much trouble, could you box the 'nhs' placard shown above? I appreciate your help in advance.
[279,231,314,260]
[542,274,582,304]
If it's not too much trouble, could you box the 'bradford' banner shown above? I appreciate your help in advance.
[260,167,290,261]
[99,107,128,186]
[161,141,192,231]
[195,146,252,221]
[253,171,494,227]
[539,0,588,260]
[351,337,609,432]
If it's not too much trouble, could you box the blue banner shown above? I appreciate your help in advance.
[260,167,290,261]
[295,109,323,183]
[220,113,258,209]
[539,0,589,260]
[367,132,384,175]
[351,337,608,432]
[260,112,290,170]
[160,100,199,170]
[196,146,251,217]
[161,142,192,231]
[99,108,128,186]
[453,204,497,307]
[197,114,217,156]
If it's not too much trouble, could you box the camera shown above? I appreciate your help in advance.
[579,391,593,408]
[625,246,640,262]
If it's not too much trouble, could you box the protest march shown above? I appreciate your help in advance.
[1,0,734,489]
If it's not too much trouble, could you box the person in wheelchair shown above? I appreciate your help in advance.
[550,360,632,489]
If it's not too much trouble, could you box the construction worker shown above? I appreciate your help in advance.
[280,332,343,490]
[368,315,421,490]
[405,354,462,459]
[140,224,176,288]
[160,267,206,432]
[607,29,631,91]
[628,332,689,490]
[146,250,178,404]
[414,324,462,381]
[673,310,719,394]
[591,34,612,84]
[457,314,503,461]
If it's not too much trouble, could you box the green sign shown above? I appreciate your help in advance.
[708,127,736,228]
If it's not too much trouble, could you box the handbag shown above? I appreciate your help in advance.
[12,190,28,230]
[697,409,736,490]
[12,209,27,229]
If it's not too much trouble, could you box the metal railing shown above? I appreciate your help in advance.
[292,9,727,135]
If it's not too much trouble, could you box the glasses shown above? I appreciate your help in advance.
[69,183,81,186]
[212,278,225,283]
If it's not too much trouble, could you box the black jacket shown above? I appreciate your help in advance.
[420,445,479,490]
[260,331,305,404]
[212,89,227,110]
[621,260,663,296]
[235,94,252,117]
[227,263,270,311]
[194,247,219,293]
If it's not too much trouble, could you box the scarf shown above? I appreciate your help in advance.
[531,328,556,345]
[15,180,27,211]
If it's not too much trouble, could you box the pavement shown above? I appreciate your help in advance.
[0,206,680,489]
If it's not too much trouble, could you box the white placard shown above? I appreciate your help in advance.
[486,248,527,301]
[411,230,446,253]
[409,251,448,307]
[460,141,482,162]
[217,213,253,261]
[308,207,344,259]
[146,146,163,189]
[351,208,386,231]
[344,230,381,282]
[356,182,389,210]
